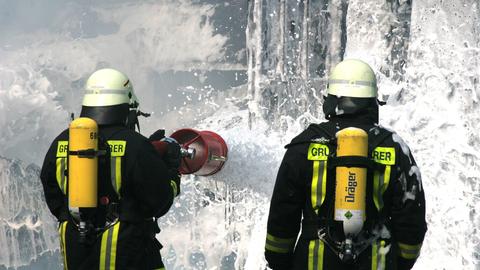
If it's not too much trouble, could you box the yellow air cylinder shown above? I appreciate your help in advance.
[68,117,98,208]
[334,127,368,236]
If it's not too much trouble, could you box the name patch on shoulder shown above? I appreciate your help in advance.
[308,143,329,161]
[56,141,69,157]
[108,140,126,157]
[372,147,395,165]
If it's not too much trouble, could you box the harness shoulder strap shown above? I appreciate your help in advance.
[304,124,335,217]
[285,123,335,149]
[368,128,394,212]
[368,128,392,154]
[309,123,335,139]
[100,130,127,199]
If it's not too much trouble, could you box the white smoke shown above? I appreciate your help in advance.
[0,0,228,165]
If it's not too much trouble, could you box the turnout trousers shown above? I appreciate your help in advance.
[292,237,398,270]
[58,221,165,270]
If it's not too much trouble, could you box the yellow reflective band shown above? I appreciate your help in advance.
[318,240,324,270]
[100,222,121,270]
[383,166,391,193]
[110,156,122,197]
[56,159,63,192]
[107,140,126,157]
[399,251,419,259]
[170,180,178,197]
[373,165,391,211]
[372,147,395,165]
[108,141,125,197]
[265,243,290,253]
[311,160,328,214]
[100,228,108,269]
[115,157,122,195]
[320,161,327,206]
[56,141,69,157]
[371,240,386,270]
[56,158,67,194]
[308,241,315,270]
[372,240,387,270]
[265,234,296,253]
[56,158,61,184]
[373,170,381,210]
[398,242,422,259]
[398,242,422,250]
[308,144,329,161]
[309,144,328,213]
[380,240,386,269]
[58,221,68,270]
[266,234,296,244]
[308,240,324,270]
[110,223,120,269]
[311,161,319,212]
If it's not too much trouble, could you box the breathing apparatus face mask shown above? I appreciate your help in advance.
[80,104,130,126]
[322,94,384,122]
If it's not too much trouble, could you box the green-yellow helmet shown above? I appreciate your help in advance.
[82,68,138,107]
[327,59,377,98]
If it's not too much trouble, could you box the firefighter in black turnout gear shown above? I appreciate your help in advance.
[40,68,181,270]
[265,59,427,270]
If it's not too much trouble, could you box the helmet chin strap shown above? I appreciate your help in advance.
[125,102,151,132]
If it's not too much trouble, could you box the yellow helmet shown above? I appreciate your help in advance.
[323,59,381,122]
[327,59,377,98]
[80,68,140,126]
[82,68,138,107]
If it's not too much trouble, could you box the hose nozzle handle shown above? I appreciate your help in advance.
[180,147,196,159]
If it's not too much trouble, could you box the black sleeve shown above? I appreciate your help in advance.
[390,144,427,270]
[265,148,305,270]
[40,139,68,222]
[132,140,177,218]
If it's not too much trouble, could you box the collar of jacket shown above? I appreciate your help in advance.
[329,113,378,126]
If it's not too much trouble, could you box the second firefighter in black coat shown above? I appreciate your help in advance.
[265,59,427,270]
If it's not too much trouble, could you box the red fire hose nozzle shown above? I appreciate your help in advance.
[152,129,227,176]
[170,128,228,176]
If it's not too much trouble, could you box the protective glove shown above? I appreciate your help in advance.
[149,129,166,142]
[149,129,181,170]
[150,130,182,197]
[160,137,182,170]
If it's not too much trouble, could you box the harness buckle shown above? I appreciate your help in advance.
[317,227,382,264]
[78,221,89,244]
[338,238,357,264]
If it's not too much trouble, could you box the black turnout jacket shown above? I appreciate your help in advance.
[265,116,427,270]
[40,125,178,269]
